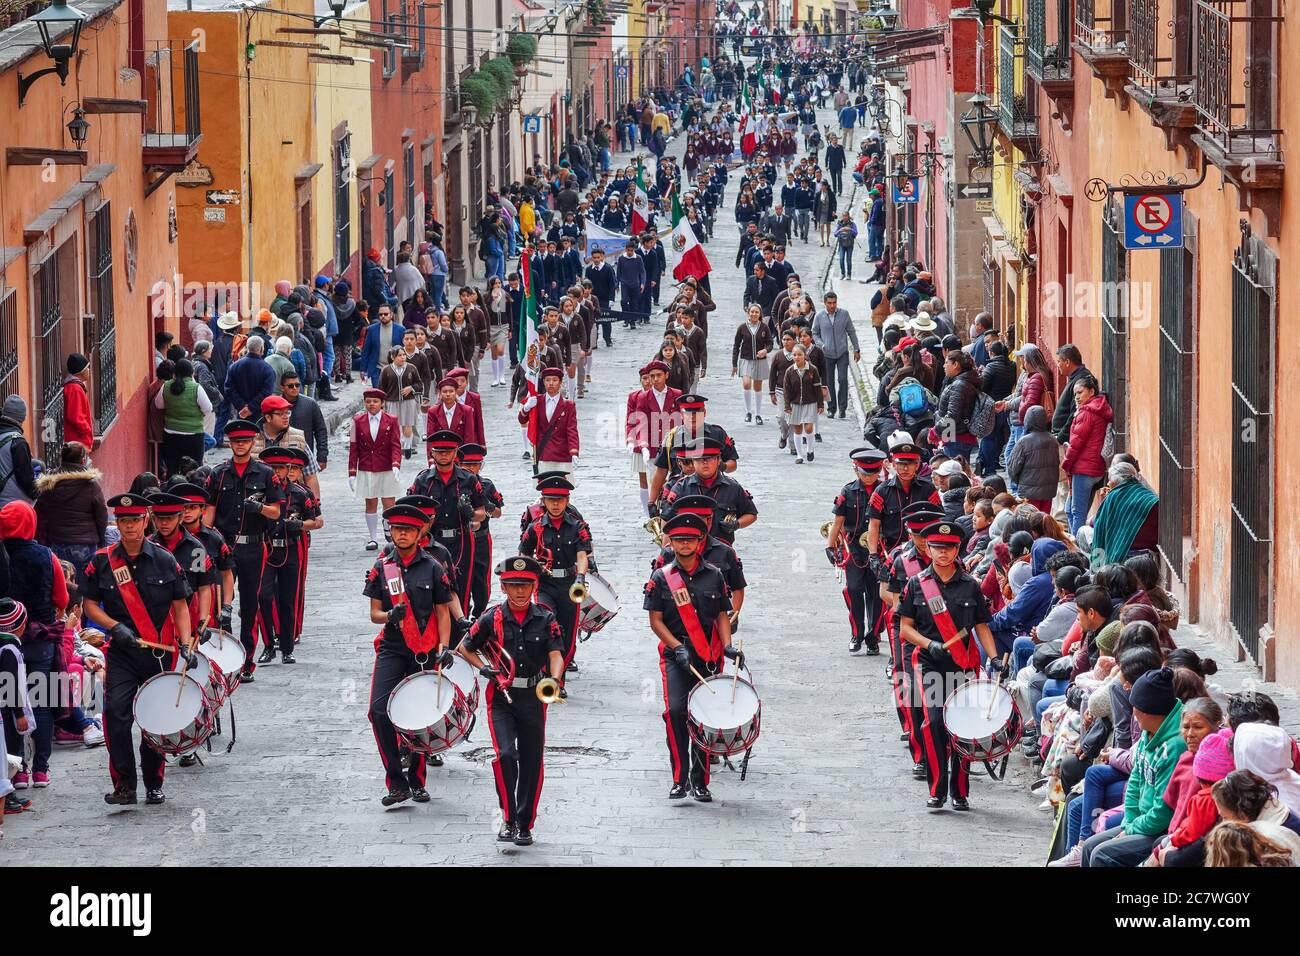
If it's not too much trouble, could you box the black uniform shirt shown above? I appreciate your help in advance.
[654,422,739,475]
[363,548,455,647]
[192,524,235,574]
[519,512,593,587]
[652,537,746,593]
[832,477,879,560]
[477,475,504,539]
[151,529,217,595]
[383,541,460,594]
[83,541,192,634]
[205,459,284,544]
[886,542,930,596]
[408,465,486,536]
[866,476,940,553]
[463,602,565,679]
[661,473,757,545]
[642,558,731,643]
[898,567,991,649]
[266,480,320,549]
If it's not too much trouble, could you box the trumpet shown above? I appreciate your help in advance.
[819,520,833,540]
[569,576,589,604]
[644,515,666,544]
[859,529,873,548]
[536,676,565,704]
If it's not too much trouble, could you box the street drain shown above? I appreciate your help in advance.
[459,745,616,765]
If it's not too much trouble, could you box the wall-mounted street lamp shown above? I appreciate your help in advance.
[959,93,998,167]
[17,0,89,107]
[66,104,90,148]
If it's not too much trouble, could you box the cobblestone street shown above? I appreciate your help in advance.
[0,123,1070,867]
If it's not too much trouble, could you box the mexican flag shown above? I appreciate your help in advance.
[518,249,542,450]
[629,163,650,235]
[739,81,757,157]
[670,189,711,282]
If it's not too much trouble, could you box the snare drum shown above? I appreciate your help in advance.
[446,655,480,712]
[133,672,217,756]
[186,648,227,708]
[942,678,1024,763]
[387,670,474,755]
[686,675,762,756]
[200,630,246,696]
[576,571,621,635]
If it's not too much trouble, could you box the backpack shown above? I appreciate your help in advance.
[1100,422,1116,461]
[898,381,926,416]
[967,389,996,438]
[837,229,855,250]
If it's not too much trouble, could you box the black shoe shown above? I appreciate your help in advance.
[926,796,945,809]
[849,637,863,653]
[864,643,880,656]
[429,754,444,767]
[755,414,763,425]
[241,667,255,683]
[778,436,787,449]
[691,785,713,803]
[104,788,138,806]
[257,648,276,664]
[498,821,517,842]
[410,787,430,803]
[281,653,296,664]
[5,793,32,813]
[179,753,198,767]
[952,798,970,811]
[815,433,823,442]
[912,763,927,779]
[899,731,911,742]
[668,783,689,800]
[566,660,579,674]
[807,450,814,461]
[145,788,165,805]
[382,787,412,807]
[513,827,534,846]
[838,411,847,419]
[745,412,752,423]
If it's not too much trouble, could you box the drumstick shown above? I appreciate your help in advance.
[690,664,717,692]
[941,631,968,650]
[730,640,744,705]
[174,636,197,708]
[983,653,1010,722]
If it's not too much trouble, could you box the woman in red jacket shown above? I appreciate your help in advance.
[1061,373,1113,535]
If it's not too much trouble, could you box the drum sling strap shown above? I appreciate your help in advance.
[381,557,440,655]
[157,532,204,627]
[106,547,177,650]
[916,570,980,671]
[663,563,721,664]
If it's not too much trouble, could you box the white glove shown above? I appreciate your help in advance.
[570,456,579,467]
[521,395,538,412]
[392,467,402,482]
[348,475,357,494]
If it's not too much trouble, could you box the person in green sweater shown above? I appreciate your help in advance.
[1082,666,1188,867]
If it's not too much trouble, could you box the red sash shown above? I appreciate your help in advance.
[916,570,980,671]
[662,563,721,664]
[106,547,177,649]
[157,532,203,627]
[381,556,440,655]
[901,553,923,578]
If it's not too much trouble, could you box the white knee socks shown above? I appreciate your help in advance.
[742,389,753,415]
[639,486,650,515]
[365,511,379,542]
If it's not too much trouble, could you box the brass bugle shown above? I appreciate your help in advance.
[859,529,872,548]
[569,578,589,604]
[644,515,666,544]
[536,676,565,704]
[819,520,833,540]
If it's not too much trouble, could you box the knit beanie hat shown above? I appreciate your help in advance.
[1087,681,1113,721]
[1095,620,1122,657]
[2,394,27,421]
[0,598,28,637]
[67,352,89,375]
[1193,728,1235,782]
[1130,666,1178,716]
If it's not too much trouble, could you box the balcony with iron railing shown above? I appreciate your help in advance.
[998,28,1040,150]
[1074,0,1131,97]
[1026,0,1076,98]
[141,39,202,195]
[1124,0,1197,145]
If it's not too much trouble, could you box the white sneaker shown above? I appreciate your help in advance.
[1048,845,1084,867]
[1036,797,1055,812]
[83,723,105,747]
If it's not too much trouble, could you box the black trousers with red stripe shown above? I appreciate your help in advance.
[232,544,266,671]
[843,559,882,649]
[367,642,427,792]
[659,645,719,789]
[103,641,170,792]
[912,650,972,803]
[484,680,547,829]
[444,529,475,611]
[259,540,306,655]
[469,531,493,619]
[888,611,923,763]
[539,581,582,668]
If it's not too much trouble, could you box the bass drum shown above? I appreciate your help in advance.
[133,672,216,756]
[576,570,621,637]
[942,678,1024,764]
[387,670,473,755]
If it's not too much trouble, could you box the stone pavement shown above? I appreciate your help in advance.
[0,111,1091,868]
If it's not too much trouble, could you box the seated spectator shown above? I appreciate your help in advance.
[1150,716,1231,867]
[1089,460,1158,566]
[1205,821,1297,867]
[1209,770,1300,864]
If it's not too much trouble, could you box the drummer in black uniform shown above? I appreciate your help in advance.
[256,447,322,665]
[82,494,196,806]
[457,442,503,619]
[459,556,566,847]
[204,419,283,681]
[394,493,471,634]
[864,438,940,581]
[407,429,487,611]
[660,438,757,548]
[881,502,944,779]
[650,494,746,629]
[647,394,738,510]
[517,471,585,533]
[363,503,457,808]
[897,520,1000,811]
[147,491,216,632]
[172,482,235,636]
[518,474,592,675]
[644,513,741,803]
[826,446,888,655]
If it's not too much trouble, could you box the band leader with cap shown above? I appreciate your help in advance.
[146,492,188,515]
[922,520,964,546]
[850,446,888,471]
[260,446,309,467]
[224,420,261,439]
[395,494,438,516]
[678,394,707,411]
[169,482,210,505]
[890,442,922,461]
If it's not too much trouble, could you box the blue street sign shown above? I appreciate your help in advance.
[615,65,628,80]
[1123,192,1183,250]
[522,115,542,134]
[892,178,920,204]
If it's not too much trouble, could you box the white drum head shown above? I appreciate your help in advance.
[688,676,760,727]
[135,674,205,735]
[447,656,477,698]
[945,681,1014,739]
[187,653,216,688]
[388,672,457,731]
[201,631,246,675]
[585,572,620,610]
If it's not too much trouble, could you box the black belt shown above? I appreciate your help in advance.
[234,534,261,546]
[433,528,462,539]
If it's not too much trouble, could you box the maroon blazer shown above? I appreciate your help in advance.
[629,386,681,456]
[461,391,486,447]
[521,395,579,462]
[349,411,402,474]
[426,401,479,461]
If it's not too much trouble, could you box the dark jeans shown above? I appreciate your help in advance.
[51,543,98,590]
[21,639,57,774]
[162,431,206,478]
[868,228,885,260]
[977,410,1011,476]
[825,352,850,415]
[837,246,853,277]
[1082,821,1160,867]
[830,169,843,195]
[429,274,448,309]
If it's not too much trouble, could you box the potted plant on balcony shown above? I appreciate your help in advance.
[507,32,537,76]
[585,0,607,27]
[461,72,499,126]
[481,57,515,112]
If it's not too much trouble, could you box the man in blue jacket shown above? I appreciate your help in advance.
[988,539,1067,656]
[357,304,404,386]
[838,102,858,149]
[223,336,277,421]
[867,187,886,259]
